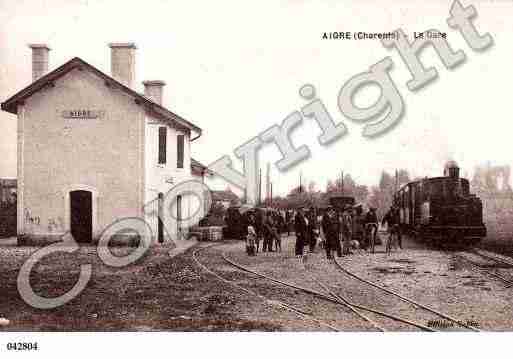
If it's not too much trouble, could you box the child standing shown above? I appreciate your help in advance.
[246,215,257,256]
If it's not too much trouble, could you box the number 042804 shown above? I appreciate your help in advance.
[6,342,39,351]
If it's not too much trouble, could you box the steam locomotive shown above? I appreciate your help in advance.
[393,161,486,245]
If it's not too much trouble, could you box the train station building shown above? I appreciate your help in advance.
[1,43,209,244]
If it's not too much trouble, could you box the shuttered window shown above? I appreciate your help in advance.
[158,127,167,164]
[177,134,184,168]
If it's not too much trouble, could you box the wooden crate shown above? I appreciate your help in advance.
[190,226,224,241]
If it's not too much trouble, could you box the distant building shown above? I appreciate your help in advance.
[211,189,240,209]
[1,43,208,244]
[191,158,212,182]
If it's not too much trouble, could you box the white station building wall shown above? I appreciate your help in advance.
[144,115,197,243]
[17,69,145,241]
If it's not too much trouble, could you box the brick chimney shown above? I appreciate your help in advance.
[108,42,136,88]
[28,44,51,82]
[143,80,166,105]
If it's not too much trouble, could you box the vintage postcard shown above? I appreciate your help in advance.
[0,0,511,357]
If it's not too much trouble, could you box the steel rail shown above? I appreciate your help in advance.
[456,253,513,289]
[306,272,386,332]
[333,257,481,332]
[222,252,435,332]
[470,249,513,268]
[192,245,342,332]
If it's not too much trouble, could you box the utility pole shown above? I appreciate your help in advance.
[270,182,273,207]
[266,162,270,203]
[258,168,262,206]
[341,171,344,194]
[299,171,303,193]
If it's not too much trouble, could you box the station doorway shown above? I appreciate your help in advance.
[70,190,93,243]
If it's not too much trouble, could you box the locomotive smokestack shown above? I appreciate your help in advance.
[444,160,460,179]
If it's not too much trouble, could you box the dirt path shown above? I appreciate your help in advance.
[222,235,513,331]
[0,242,279,331]
[1,235,513,331]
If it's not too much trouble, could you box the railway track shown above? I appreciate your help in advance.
[455,249,513,288]
[332,257,481,332]
[471,248,513,268]
[192,244,343,331]
[220,249,435,332]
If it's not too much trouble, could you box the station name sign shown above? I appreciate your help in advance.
[61,110,105,119]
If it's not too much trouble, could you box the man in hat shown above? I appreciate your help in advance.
[262,211,274,252]
[352,204,365,247]
[285,210,292,236]
[307,207,318,253]
[321,206,342,259]
[254,208,264,253]
[365,206,378,224]
[364,206,379,252]
[382,206,402,249]
[294,206,308,257]
[341,205,353,255]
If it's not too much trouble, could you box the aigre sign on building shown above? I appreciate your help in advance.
[61,110,105,119]
[1,43,207,245]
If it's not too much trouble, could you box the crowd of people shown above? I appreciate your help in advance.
[245,209,287,255]
[242,204,403,259]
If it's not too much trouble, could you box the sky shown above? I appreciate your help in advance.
[0,0,512,197]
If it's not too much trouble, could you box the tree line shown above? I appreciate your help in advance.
[265,169,411,219]
[247,163,513,220]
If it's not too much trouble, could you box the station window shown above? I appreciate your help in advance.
[158,127,167,164]
[177,134,184,168]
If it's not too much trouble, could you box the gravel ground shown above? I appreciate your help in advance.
[0,243,279,331]
[197,243,375,331]
[221,234,513,331]
[1,234,513,331]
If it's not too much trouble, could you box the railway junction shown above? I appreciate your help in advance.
[192,235,513,331]
[1,233,513,331]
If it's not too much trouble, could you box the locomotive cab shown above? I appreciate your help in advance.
[395,161,486,245]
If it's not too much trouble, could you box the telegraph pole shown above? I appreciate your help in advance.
[258,168,262,206]
[266,162,271,203]
[395,169,398,192]
[270,182,273,206]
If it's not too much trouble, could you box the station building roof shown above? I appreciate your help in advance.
[1,57,202,139]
